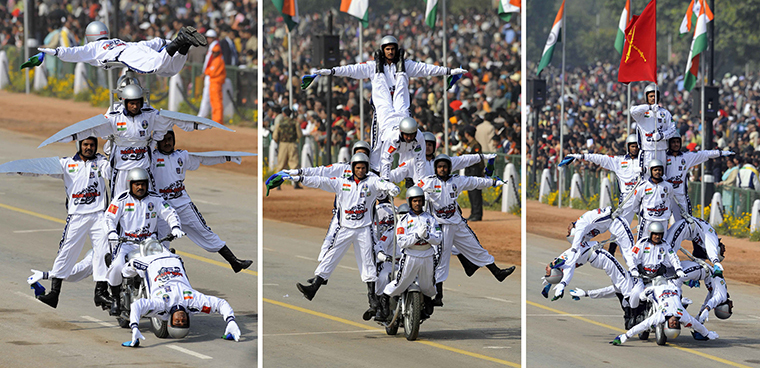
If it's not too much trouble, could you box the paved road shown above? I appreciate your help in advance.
[262,219,521,367]
[527,232,760,368]
[0,129,257,368]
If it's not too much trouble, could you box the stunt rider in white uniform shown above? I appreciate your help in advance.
[610,275,718,345]
[667,217,725,275]
[630,84,677,166]
[311,35,466,160]
[104,168,185,316]
[632,159,685,239]
[290,153,400,318]
[376,186,442,322]
[152,131,252,273]
[38,21,207,77]
[417,154,515,306]
[566,135,643,225]
[121,245,240,347]
[629,222,686,280]
[24,137,112,309]
[665,132,733,222]
[564,206,637,273]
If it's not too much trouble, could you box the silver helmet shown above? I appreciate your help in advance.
[648,221,665,235]
[545,268,563,284]
[167,305,190,338]
[399,117,418,134]
[351,140,371,155]
[648,159,664,171]
[76,136,98,155]
[126,168,150,185]
[116,74,141,91]
[714,299,733,319]
[644,83,660,103]
[85,21,109,43]
[121,84,144,101]
[669,130,682,143]
[423,132,437,144]
[625,134,638,145]
[397,203,411,214]
[406,186,425,208]
[433,154,452,169]
[380,35,398,48]
[664,320,681,339]
[350,152,370,171]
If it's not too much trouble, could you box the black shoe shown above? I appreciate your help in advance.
[109,285,122,316]
[457,253,480,277]
[181,26,208,47]
[396,48,405,73]
[94,281,114,309]
[37,278,62,308]
[374,50,384,73]
[294,182,303,189]
[487,263,515,282]
[218,245,253,273]
[432,282,444,307]
[296,276,325,301]
[467,217,482,222]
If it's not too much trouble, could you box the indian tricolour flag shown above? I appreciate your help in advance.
[425,0,438,29]
[614,0,630,55]
[272,0,299,32]
[536,0,564,76]
[498,0,520,22]
[683,0,709,91]
[125,202,135,212]
[340,0,368,28]
[679,0,713,36]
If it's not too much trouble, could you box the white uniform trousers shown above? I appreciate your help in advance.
[670,196,692,223]
[157,202,225,252]
[617,191,637,225]
[436,222,495,283]
[106,242,139,286]
[317,211,340,262]
[197,76,212,118]
[117,45,187,78]
[641,150,667,173]
[383,254,436,298]
[50,212,109,282]
[314,226,377,282]
[625,308,708,338]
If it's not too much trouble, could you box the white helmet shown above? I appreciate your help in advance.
[167,305,190,338]
[350,152,370,173]
[351,140,371,155]
[85,21,109,43]
[423,131,437,144]
[127,168,150,186]
[406,186,425,208]
[648,221,665,235]
[399,117,418,134]
[644,83,660,103]
[380,35,398,48]
[545,268,563,284]
[625,134,638,145]
[714,299,733,319]
[433,154,452,170]
[648,159,664,171]
[664,321,681,339]
[120,84,145,101]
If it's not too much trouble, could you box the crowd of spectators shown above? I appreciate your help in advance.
[0,0,258,70]
[529,60,760,201]
[262,7,521,162]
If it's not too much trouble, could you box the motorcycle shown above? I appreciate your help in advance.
[114,235,175,339]
[635,272,681,345]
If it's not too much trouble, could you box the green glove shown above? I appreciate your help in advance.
[20,52,45,69]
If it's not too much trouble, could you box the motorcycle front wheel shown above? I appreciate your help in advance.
[151,317,169,338]
[655,324,667,345]
[403,291,422,341]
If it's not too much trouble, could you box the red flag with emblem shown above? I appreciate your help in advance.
[618,0,657,84]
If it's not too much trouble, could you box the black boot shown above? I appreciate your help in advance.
[457,253,480,277]
[307,276,327,285]
[374,50,384,73]
[432,282,444,307]
[181,26,208,46]
[178,43,191,56]
[296,276,325,301]
[423,295,434,318]
[623,306,632,329]
[487,263,516,282]
[396,48,405,73]
[109,285,122,316]
[363,282,379,321]
[94,281,113,310]
[37,278,63,308]
[165,27,206,57]
[218,245,253,273]
[376,294,391,321]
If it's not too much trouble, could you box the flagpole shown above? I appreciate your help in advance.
[558,3,566,209]
[700,54,706,219]
[627,84,631,134]
[288,29,293,109]
[442,0,449,155]
[358,21,364,141]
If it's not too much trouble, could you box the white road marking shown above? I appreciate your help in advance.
[295,255,314,261]
[265,329,384,337]
[13,228,62,233]
[166,345,213,360]
[262,283,279,286]
[483,346,512,349]
[13,290,37,302]
[263,247,275,251]
[191,199,219,206]
[338,265,358,271]
[527,313,621,317]
[80,315,118,328]
[484,296,516,303]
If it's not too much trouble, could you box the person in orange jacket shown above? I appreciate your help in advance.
[205,43,226,124]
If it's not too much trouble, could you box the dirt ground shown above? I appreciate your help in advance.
[0,90,257,176]
[264,185,521,266]
[527,200,760,285]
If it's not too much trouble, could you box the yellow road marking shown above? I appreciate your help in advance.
[1,202,256,276]
[528,300,751,368]
[265,297,520,366]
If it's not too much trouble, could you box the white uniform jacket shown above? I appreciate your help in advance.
[380,128,425,181]
[631,237,683,274]
[665,150,721,204]
[299,175,398,229]
[123,252,235,327]
[630,104,676,152]
[417,174,496,225]
[632,178,676,222]
[583,153,642,198]
[390,154,484,184]
[666,218,722,265]
[105,191,181,242]
[152,149,234,207]
[395,211,442,258]
[569,207,636,269]
[60,153,111,215]
[331,60,450,94]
